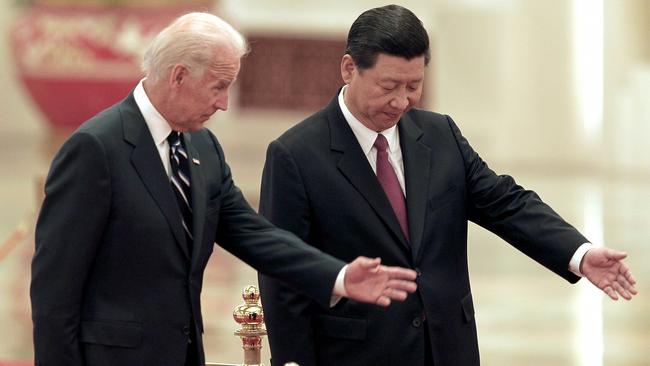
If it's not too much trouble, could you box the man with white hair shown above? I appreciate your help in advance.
[30,13,418,366]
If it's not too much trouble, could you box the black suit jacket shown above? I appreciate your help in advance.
[31,92,344,366]
[258,94,588,366]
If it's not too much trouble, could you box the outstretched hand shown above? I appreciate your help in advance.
[581,247,637,300]
[344,257,418,307]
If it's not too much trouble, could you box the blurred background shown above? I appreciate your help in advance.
[0,0,648,365]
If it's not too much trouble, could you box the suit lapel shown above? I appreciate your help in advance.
[399,114,430,262]
[121,94,190,260]
[327,97,410,249]
[183,133,206,269]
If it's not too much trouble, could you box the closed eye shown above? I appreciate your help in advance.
[407,82,421,92]
[213,84,227,91]
[379,82,397,91]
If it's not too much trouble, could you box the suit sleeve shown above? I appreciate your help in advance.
[258,140,319,366]
[31,132,111,366]
[446,116,587,282]
[206,132,344,310]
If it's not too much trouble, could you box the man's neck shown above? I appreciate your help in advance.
[142,79,176,130]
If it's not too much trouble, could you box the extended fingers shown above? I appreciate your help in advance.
[376,295,391,307]
[605,248,627,261]
[356,256,381,270]
[611,281,632,300]
[602,286,619,301]
[375,275,418,307]
[614,264,638,298]
[619,276,638,296]
[621,265,637,286]
[382,266,417,280]
[602,270,637,301]
[382,287,409,301]
[615,271,638,298]
[387,279,418,293]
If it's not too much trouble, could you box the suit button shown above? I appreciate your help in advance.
[415,268,422,277]
[182,325,190,335]
[412,317,422,328]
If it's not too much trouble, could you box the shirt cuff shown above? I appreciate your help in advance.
[569,243,594,277]
[330,264,348,307]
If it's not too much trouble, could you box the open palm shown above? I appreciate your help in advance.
[581,247,637,300]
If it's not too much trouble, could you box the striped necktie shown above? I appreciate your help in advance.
[168,132,193,248]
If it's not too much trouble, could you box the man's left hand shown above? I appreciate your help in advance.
[581,247,637,300]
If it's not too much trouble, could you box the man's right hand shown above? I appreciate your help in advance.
[344,256,418,306]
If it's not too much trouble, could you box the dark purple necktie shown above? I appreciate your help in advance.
[374,134,409,242]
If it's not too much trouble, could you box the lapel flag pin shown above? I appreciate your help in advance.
[192,158,200,165]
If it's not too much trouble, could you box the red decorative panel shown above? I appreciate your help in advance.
[8,3,211,128]
[238,36,346,111]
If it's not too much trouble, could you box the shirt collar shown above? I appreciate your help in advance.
[337,85,399,155]
[133,78,172,146]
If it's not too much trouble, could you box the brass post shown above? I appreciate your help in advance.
[232,285,267,366]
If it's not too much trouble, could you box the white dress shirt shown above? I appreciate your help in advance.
[338,86,406,195]
[133,79,173,179]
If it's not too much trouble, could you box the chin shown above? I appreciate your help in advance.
[380,118,401,130]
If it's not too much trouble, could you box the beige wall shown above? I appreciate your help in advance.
[604,0,650,172]
[433,1,581,166]
[0,3,44,137]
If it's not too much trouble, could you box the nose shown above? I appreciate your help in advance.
[214,92,229,111]
[389,90,409,110]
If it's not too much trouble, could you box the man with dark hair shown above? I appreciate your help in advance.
[345,4,431,69]
[258,4,636,366]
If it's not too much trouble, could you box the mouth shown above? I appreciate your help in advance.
[384,112,401,119]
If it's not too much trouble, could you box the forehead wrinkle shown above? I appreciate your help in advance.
[207,58,239,80]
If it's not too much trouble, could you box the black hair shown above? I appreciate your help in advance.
[345,4,430,69]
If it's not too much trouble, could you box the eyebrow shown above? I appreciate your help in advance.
[379,78,424,84]
[212,76,236,85]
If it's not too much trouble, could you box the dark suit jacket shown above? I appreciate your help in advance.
[31,92,344,366]
[258,94,588,366]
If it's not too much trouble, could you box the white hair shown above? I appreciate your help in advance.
[142,12,248,83]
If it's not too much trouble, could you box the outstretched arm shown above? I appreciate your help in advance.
[580,247,637,300]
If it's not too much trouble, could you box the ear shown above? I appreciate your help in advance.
[169,64,190,89]
[341,54,356,84]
